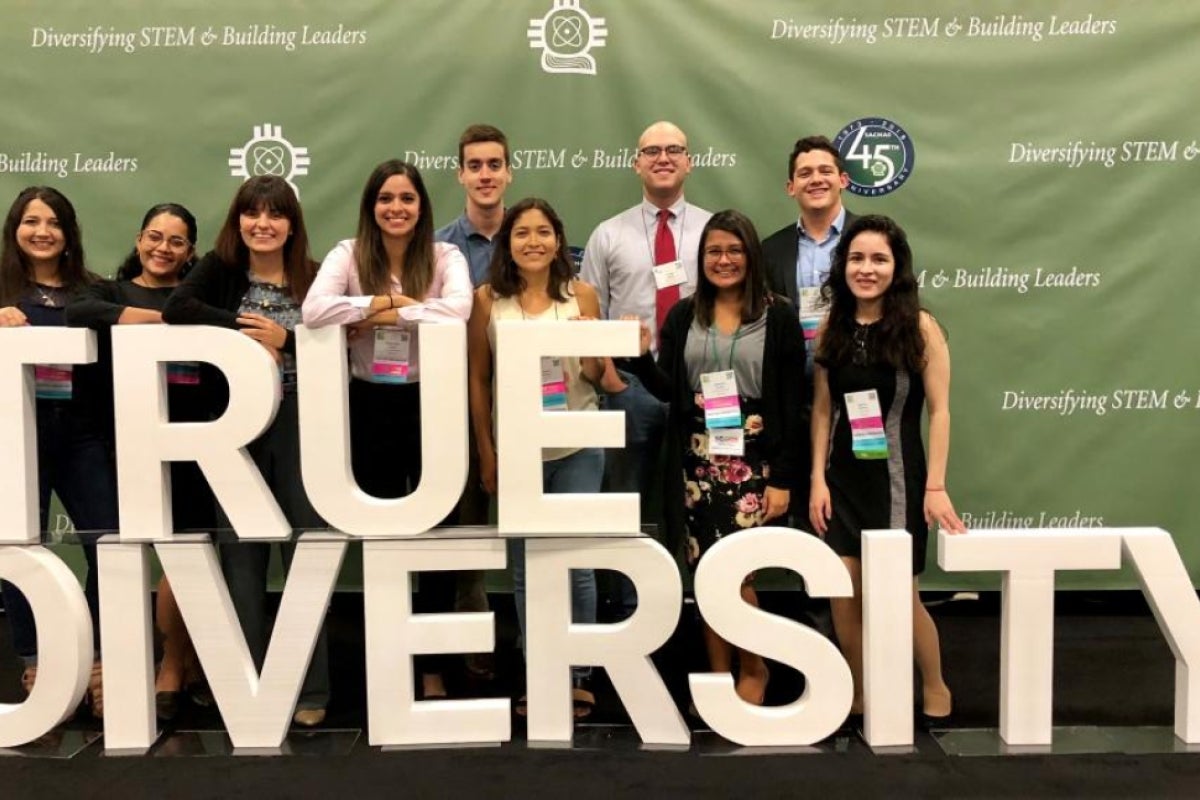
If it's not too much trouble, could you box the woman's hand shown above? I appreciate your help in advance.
[809,480,832,536]
[925,489,966,534]
[0,306,29,327]
[762,486,790,522]
[619,314,652,355]
[237,313,287,349]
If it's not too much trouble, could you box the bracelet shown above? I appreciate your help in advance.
[925,486,946,492]
[388,295,395,309]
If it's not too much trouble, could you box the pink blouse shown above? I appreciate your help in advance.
[302,239,472,382]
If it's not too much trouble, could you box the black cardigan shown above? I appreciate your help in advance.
[161,251,305,415]
[622,295,807,543]
[161,251,299,355]
[66,278,210,426]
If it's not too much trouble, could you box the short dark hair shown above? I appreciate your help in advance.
[487,197,575,303]
[693,209,768,329]
[787,135,844,180]
[116,203,198,281]
[458,124,510,168]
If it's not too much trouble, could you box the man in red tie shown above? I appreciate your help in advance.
[579,121,712,612]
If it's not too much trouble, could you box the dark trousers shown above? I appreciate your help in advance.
[1,402,119,665]
[216,392,330,710]
[350,379,457,676]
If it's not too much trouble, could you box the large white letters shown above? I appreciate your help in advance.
[939,528,1124,745]
[112,326,287,541]
[296,324,468,536]
[691,527,854,746]
[493,320,639,535]
[0,328,95,543]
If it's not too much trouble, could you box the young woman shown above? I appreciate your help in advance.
[467,197,603,718]
[66,202,214,720]
[302,160,471,700]
[162,176,330,727]
[0,186,113,716]
[624,209,805,706]
[808,214,966,725]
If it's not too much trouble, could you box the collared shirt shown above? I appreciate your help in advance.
[301,239,472,382]
[579,195,712,353]
[796,205,847,294]
[796,206,846,373]
[435,213,495,287]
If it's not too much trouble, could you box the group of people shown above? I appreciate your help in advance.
[0,120,966,733]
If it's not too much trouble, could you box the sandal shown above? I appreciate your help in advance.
[572,676,595,720]
[87,661,104,719]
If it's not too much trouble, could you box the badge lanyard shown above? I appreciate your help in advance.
[701,325,745,455]
[370,273,414,384]
[518,296,569,411]
[845,389,888,459]
[372,329,412,384]
[643,206,689,291]
[34,365,73,400]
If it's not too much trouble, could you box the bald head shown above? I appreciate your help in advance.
[635,121,692,207]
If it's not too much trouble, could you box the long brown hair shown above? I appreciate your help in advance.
[354,160,436,299]
[817,214,925,372]
[1,186,94,305]
[213,176,315,302]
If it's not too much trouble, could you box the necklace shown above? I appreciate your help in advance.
[852,321,872,366]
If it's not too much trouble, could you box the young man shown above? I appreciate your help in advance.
[762,135,858,511]
[436,124,514,287]
[435,124,514,678]
[580,121,712,606]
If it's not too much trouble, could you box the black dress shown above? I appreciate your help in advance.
[821,322,929,574]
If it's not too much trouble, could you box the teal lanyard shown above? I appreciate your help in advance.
[707,324,743,373]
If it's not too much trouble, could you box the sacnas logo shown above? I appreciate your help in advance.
[229,123,311,198]
[527,0,608,76]
[834,118,915,197]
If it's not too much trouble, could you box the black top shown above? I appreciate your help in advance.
[67,279,174,327]
[19,284,110,432]
[622,295,807,543]
[162,251,308,413]
[162,251,299,355]
[66,278,210,429]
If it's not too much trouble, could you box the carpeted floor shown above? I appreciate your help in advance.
[2,590,1198,799]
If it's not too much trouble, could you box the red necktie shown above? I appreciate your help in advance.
[654,209,679,332]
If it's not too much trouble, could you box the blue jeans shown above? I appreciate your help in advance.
[509,447,603,682]
[0,402,118,666]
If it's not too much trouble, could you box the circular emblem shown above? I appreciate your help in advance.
[249,144,289,177]
[546,7,589,55]
[833,118,915,197]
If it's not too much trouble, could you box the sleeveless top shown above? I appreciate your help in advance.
[488,285,599,462]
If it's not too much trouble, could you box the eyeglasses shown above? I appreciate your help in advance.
[638,145,688,159]
[141,230,191,251]
[703,246,746,261]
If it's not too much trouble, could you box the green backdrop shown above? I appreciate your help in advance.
[3,0,1197,589]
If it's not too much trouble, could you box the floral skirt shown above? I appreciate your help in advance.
[681,394,768,569]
